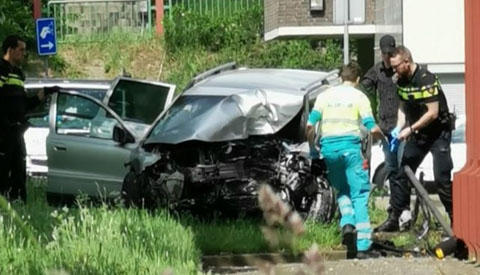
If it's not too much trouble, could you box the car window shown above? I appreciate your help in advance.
[108,79,171,125]
[56,94,117,140]
[26,87,107,128]
[26,88,50,128]
[452,123,465,143]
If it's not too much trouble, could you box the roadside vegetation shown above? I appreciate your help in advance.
[0,179,343,273]
[1,2,447,273]
[28,5,345,94]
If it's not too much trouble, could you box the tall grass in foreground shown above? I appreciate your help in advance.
[0,180,200,274]
[0,179,346,274]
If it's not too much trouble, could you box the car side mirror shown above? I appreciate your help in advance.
[113,124,135,144]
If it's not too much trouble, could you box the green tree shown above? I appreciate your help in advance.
[0,0,35,48]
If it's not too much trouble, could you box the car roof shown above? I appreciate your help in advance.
[183,68,333,96]
[25,78,111,89]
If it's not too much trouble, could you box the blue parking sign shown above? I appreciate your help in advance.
[36,18,57,56]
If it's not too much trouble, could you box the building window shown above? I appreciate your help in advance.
[310,0,324,11]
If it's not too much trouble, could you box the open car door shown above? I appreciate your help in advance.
[45,78,175,198]
[103,77,176,136]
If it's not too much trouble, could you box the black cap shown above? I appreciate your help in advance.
[380,35,396,55]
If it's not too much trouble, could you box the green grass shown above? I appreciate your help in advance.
[4,178,445,273]
[369,193,448,253]
[182,217,342,255]
[0,179,200,274]
[0,178,346,274]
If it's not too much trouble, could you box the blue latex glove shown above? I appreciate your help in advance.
[389,126,402,152]
[389,135,400,152]
[391,126,401,139]
[309,149,320,159]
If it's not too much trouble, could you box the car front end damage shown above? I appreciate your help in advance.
[122,68,340,222]
[124,137,335,222]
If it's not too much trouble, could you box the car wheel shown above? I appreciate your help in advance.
[369,163,390,209]
[121,171,144,207]
[372,163,390,195]
[304,178,336,223]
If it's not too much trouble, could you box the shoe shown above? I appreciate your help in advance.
[356,248,381,259]
[374,211,400,232]
[341,224,357,259]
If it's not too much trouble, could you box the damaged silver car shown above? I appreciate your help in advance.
[121,63,340,222]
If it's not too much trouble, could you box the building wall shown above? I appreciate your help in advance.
[403,0,464,69]
[403,0,465,115]
[265,0,376,34]
[374,0,402,63]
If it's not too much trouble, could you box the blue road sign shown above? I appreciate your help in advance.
[36,18,57,56]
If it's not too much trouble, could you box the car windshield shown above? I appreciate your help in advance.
[149,95,226,138]
[452,123,465,143]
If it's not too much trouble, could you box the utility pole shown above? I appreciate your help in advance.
[343,0,349,64]
[156,0,164,35]
[343,0,349,65]
[33,0,41,19]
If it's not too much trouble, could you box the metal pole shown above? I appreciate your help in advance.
[404,166,454,237]
[44,57,49,78]
[343,0,349,65]
[33,0,42,19]
[147,0,152,33]
[155,0,164,35]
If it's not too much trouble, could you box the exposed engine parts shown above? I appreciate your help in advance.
[123,138,336,222]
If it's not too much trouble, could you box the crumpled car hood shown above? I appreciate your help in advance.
[145,89,304,145]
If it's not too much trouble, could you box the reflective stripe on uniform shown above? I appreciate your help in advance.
[356,222,371,230]
[322,118,359,125]
[340,208,354,216]
[0,75,6,87]
[5,77,24,87]
[357,232,372,239]
[398,78,440,100]
[338,198,352,207]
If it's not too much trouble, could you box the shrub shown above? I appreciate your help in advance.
[0,0,35,47]
[164,6,263,52]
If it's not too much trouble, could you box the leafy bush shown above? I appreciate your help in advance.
[164,6,263,52]
[246,39,343,70]
[0,0,35,47]
[164,5,344,92]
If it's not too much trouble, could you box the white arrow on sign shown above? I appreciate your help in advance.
[40,41,54,50]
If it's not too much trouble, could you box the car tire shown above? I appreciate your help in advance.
[372,163,389,193]
[369,163,390,210]
[121,171,144,207]
[305,178,337,223]
[296,107,309,142]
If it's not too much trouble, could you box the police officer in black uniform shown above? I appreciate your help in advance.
[375,45,454,232]
[0,35,53,202]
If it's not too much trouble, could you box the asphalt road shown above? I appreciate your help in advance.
[234,257,480,275]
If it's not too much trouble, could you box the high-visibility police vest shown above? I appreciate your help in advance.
[0,58,36,125]
[308,83,376,147]
[396,65,450,133]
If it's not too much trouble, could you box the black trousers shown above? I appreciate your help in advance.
[0,127,27,202]
[390,128,453,218]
